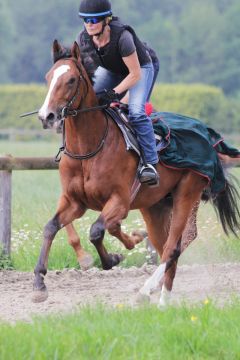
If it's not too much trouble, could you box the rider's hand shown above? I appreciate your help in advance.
[98,89,120,106]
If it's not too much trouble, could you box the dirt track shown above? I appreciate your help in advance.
[0,263,240,323]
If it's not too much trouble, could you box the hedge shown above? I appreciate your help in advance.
[151,83,239,133]
[0,84,46,130]
[0,83,239,133]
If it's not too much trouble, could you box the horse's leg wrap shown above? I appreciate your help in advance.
[90,216,123,270]
[90,216,105,244]
[33,216,60,302]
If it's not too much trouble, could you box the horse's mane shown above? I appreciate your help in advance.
[53,46,95,83]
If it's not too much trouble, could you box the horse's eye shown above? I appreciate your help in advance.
[68,77,76,85]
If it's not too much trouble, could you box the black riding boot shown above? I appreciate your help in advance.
[139,164,159,186]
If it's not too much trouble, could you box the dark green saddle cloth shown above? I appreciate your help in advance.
[151,112,240,194]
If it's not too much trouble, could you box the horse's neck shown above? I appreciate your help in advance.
[64,103,107,155]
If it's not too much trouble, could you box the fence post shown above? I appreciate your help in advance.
[0,170,12,255]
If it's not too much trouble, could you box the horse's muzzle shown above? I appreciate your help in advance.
[38,112,57,129]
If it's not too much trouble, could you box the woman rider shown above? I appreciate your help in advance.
[76,0,160,186]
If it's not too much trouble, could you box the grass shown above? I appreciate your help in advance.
[0,140,240,271]
[0,301,240,359]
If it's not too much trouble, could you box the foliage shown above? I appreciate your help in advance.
[1,0,240,96]
[0,2,15,82]
[0,84,46,130]
[1,302,240,359]
[0,252,14,270]
[1,83,239,133]
[152,83,240,133]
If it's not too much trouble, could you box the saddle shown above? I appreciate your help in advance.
[105,104,166,160]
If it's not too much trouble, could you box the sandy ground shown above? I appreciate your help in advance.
[0,263,240,323]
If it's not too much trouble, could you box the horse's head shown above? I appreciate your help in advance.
[38,40,86,129]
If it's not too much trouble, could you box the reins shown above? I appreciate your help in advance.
[57,113,109,161]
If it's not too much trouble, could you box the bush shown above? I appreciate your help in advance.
[151,83,240,133]
[0,83,239,133]
[0,84,46,130]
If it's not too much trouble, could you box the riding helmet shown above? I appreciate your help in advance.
[79,0,112,18]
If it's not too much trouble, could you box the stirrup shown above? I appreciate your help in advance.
[139,164,160,187]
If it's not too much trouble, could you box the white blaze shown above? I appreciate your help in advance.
[39,65,70,118]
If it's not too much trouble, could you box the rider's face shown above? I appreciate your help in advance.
[84,21,104,36]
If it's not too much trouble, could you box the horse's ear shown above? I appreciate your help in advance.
[52,39,64,63]
[71,42,81,61]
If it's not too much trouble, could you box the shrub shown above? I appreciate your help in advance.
[151,83,239,133]
[0,84,46,130]
[0,83,239,133]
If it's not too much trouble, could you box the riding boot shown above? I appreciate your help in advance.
[139,163,159,186]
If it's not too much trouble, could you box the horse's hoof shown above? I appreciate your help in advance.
[78,253,94,271]
[102,253,124,270]
[32,288,48,303]
[110,253,124,267]
[131,230,147,245]
[136,291,150,304]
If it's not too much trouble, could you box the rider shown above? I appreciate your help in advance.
[76,0,160,186]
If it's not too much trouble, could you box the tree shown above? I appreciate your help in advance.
[0,1,15,82]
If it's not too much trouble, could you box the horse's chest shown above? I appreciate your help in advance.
[83,180,110,208]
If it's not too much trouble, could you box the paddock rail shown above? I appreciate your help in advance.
[0,155,58,255]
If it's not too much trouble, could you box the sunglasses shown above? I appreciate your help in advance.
[83,17,104,24]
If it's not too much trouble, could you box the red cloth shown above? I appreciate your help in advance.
[145,102,153,116]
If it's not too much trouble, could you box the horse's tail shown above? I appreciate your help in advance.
[212,175,240,237]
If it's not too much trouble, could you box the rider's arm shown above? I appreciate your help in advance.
[114,51,141,95]
[113,30,141,95]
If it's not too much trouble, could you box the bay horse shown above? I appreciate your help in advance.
[34,40,240,306]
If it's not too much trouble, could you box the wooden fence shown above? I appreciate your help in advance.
[0,155,58,255]
[0,128,59,141]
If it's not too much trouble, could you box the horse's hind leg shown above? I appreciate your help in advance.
[90,193,130,270]
[159,201,200,306]
[65,223,94,270]
[108,222,146,250]
[139,173,206,307]
[137,197,173,300]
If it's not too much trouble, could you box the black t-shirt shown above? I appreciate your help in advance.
[118,30,136,57]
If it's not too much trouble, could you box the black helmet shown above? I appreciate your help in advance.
[79,0,112,18]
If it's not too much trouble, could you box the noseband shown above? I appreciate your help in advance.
[56,58,109,162]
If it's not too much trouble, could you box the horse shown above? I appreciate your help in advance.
[34,39,240,306]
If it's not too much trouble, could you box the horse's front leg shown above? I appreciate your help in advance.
[90,194,129,270]
[32,196,85,302]
[65,223,94,270]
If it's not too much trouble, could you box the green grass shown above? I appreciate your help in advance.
[0,301,240,359]
[0,140,240,271]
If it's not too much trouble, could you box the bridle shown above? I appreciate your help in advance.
[55,58,109,162]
